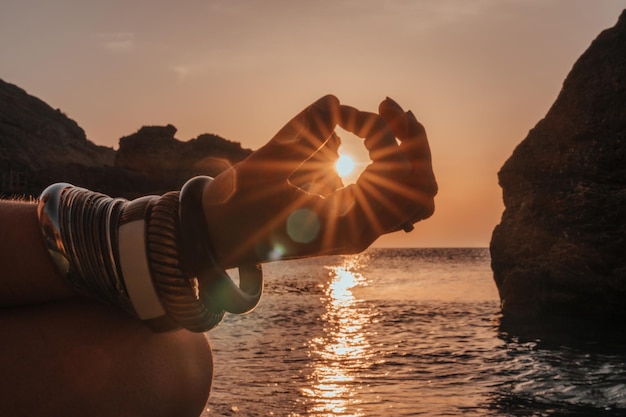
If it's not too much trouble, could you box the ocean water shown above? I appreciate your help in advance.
[204,248,626,416]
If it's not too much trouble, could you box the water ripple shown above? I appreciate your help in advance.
[205,249,626,416]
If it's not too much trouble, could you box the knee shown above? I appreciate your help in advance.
[88,309,215,417]
[77,319,215,417]
[144,329,214,417]
[0,301,214,417]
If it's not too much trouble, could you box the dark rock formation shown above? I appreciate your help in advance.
[490,10,626,321]
[0,79,252,198]
[116,125,251,195]
[0,79,115,194]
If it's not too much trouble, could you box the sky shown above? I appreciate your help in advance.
[1,0,624,248]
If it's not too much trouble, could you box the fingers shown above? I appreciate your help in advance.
[251,95,340,171]
[339,105,404,163]
[338,103,412,229]
[406,110,438,198]
[378,97,409,139]
[379,97,438,220]
[319,98,437,249]
[379,97,428,161]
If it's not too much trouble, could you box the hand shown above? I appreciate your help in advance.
[201,95,437,268]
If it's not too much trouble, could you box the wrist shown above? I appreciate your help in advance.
[37,178,263,332]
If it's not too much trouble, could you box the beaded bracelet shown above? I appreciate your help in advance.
[37,176,263,332]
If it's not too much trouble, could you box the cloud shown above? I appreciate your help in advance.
[169,61,214,82]
[171,64,192,81]
[99,32,135,52]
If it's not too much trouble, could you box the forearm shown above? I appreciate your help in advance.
[0,200,75,306]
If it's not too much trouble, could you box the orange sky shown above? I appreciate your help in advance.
[1,0,624,248]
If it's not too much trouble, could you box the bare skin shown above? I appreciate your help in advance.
[0,96,437,416]
[0,200,213,417]
[203,95,437,268]
[0,301,213,417]
[0,200,75,306]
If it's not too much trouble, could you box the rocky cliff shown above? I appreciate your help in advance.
[0,79,252,198]
[490,10,626,321]
[115,125,251,194]
[0,79,115,194]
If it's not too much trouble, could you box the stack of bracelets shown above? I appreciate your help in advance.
[37,176,263,332]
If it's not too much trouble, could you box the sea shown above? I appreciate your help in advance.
[203,248,626,416]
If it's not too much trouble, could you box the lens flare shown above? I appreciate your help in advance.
[287,208,320,243]
[267,243,286,261]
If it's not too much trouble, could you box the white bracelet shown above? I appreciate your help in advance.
[118,219,166,320]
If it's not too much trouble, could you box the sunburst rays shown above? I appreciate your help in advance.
[203,95,436,267]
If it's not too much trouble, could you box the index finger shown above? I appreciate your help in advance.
[339,105,402,163]
[378,97,431,162]
[379,98,437,197]
[251,95,340,166]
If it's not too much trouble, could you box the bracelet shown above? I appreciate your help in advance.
[117,194,179,331]
[37,177,264,332]
[38,183,134,313]
[144,190,225,332]
[179,177,263,316]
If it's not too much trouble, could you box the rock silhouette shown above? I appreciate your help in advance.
[491,10,626,321]
[0,79,252,199]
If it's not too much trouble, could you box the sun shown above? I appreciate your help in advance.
[335,154,356,179]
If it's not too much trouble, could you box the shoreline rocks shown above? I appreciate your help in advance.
[490,10,626,321]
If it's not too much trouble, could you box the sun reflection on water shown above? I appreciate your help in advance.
[303,254,375,416]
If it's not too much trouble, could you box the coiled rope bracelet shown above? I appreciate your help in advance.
[37,176,263,332]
